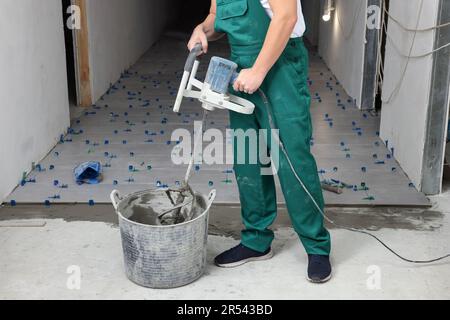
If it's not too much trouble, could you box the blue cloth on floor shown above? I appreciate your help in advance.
[74,161,103,185]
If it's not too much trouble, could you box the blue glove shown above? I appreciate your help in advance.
[74,161,103,185]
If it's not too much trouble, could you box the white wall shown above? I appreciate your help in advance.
[86,0,178,102]
[301,0,321,46]
[0,0,70,202]
[318,0,368,107]
[380,0,440,189]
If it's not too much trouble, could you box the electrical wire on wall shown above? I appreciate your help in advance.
[385,5,450,32]
[382,0,424,104]
[330,0,450,104]
[377,0,450,104]
[385,9,450,60]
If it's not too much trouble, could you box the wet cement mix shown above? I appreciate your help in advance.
[123,187,206,226]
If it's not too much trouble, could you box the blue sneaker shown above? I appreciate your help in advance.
[307,255,332,283]
[214,244,274,268]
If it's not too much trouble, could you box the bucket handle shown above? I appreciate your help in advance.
[111,189,215,213]
[110,190,122,211]
[206,189,217,211]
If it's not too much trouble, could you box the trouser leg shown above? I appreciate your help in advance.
[256,43,331,255]
[229,105,278,253]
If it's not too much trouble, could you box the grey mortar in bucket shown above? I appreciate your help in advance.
[111,188,216,289]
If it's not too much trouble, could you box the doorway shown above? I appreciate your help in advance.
[62,0,80,119]
[61,0,92,111]
[173,0,210,31]
[374,0,389,112]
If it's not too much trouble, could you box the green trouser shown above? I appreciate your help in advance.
[215,0,331,255]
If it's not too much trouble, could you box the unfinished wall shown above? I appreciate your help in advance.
[301,0,321,46]
[0,0,70,202]
[318,0,368,107]
[86,0,178,102]
[380,0,440,190]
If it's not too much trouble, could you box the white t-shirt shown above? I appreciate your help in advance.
[260,0,306,38]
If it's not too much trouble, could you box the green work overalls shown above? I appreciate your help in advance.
[215,0,331,255]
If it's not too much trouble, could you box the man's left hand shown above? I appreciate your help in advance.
[233,68,267,95]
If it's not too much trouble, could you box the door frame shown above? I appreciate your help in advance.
[421,0,450,195]
[72,0,92,107]
[361,0,381,110]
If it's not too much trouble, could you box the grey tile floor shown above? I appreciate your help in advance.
[6,38,430,206]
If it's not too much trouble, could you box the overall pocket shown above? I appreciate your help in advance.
[215,0,250,44]
[216,0,248,20]
[281,44,308,87]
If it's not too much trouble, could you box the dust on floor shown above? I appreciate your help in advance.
[0,194,449,299]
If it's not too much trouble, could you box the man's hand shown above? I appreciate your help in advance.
[187,1,224,54]
[188,25,209,54]
[233,68,267,95]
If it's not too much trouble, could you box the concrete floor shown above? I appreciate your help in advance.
[0,183,449,300]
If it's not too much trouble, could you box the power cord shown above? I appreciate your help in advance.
[258,89,450,264]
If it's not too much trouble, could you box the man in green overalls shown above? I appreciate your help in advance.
[188,0,332,283]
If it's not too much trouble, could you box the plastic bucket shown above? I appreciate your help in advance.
[110,188,216,289]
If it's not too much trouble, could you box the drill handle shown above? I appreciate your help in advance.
[185,43,203,72]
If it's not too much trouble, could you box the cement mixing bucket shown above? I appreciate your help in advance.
[110,188,216,289]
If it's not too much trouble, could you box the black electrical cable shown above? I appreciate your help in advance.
[258,89,450,264]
